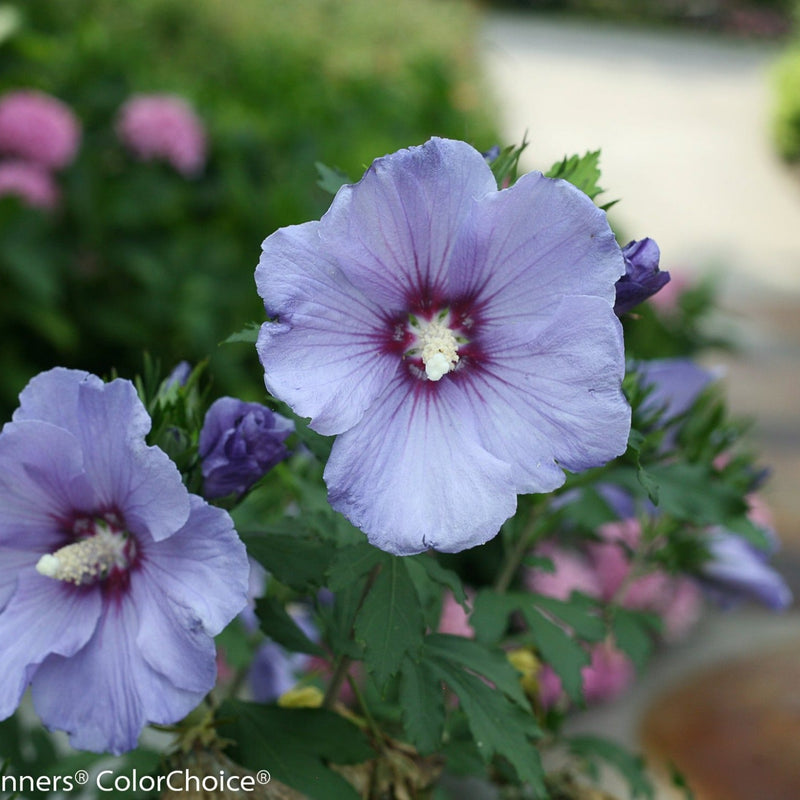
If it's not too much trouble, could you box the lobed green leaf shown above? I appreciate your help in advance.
[354,558,426,689]
[218,701,373,800]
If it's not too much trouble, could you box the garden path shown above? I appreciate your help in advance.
[480,12,800,800]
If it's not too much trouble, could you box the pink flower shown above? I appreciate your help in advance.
[581,641,635,704]
[524,542,602,601]
[116,94,206,176]
[589,518,702,640]
[659,577,703,641]
[437,590,474,638]
[0,160,59,208]
[0,90,80,170]
[536,664,564,709]
[537,640,634,709]
[648,271,690,313]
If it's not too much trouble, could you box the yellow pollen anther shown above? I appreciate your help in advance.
[35,524,131,585]
[418,319,459,381]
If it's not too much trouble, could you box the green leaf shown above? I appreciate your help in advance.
[283,410,334,461]
[530,593,606,643]
[568,735,655,799]
[327,542,386,593]
[244,529,335,592]
[546,150,605,200]
[470,590,521,645]
[719,514,771,551]
[424,633,529,709]
[646,463,746,524]
[320,577,367,659]
[669,763,697,800]
[471,591,603,702]
[399,654,446,754]
[554,486,618,530]
[521,553,556,572]
[215,620,255,670]
[523,607,590,703]
[315,162,352,195]
[439,719,488,780]
[255,596,325,656]
[218,701,373,800]
[488,139,528,187]
[220,321,261,345]
[354,558,425,688]
[611,607,662,671]
[425,653,544,793]
[407,553,466,605]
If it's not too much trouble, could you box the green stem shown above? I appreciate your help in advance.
[494,510,544,594]
[322,653,354,710]
[347,673,383,745]
[322,563,382,710]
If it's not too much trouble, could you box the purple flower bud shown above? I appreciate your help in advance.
[482,144,501,163]
[198,397,293,499]
[614,238,671,315]
[164,360,192,390]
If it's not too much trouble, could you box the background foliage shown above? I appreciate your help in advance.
[773,1,800,162]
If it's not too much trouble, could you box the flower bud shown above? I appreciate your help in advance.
[199,397,293,499]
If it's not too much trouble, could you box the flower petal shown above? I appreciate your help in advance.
[325,375,517,555]
[31,596,205,755]
[0,575,101,720]
[140,496,249,636]
[701,532,793,610]
[257,222,398,436]
[132,571,217,694]
[13,368,106,432]
[448,170,624,324]
[0,419,94,547]
[321,137,497,307]
[10,369,190,542]
[468,295,629,482]
[74,377,191,541]
[0,547,39,611]
[637,358,715,422]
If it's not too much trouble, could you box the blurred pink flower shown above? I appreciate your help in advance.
[581,640,635,704]
[116,94,206,176]
[659,576,703,641]
[0,160,59,208]
[537,639,634,709]
[437,589,474,638]
[589,518,702,640]
[745,492,775,532]
[524,542,602,601]
[648,271,690,313]
[536,664,564,709]
[0,90,80,170]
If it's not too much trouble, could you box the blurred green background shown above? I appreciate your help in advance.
[0,0,497,417]
[2,0,799,421]
[773,1,800,161]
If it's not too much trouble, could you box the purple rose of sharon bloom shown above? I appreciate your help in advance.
[198,397,294,499]
[638,357,715,428]
[701,530,792,610]
[614,237,670,315]
[0,369,250,754]
[255,137,631,555]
